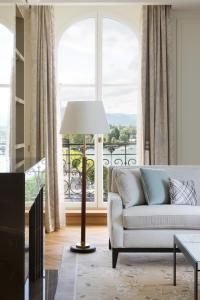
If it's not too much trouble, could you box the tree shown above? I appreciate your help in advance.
[111,127,120,140]
[106,126,120,143]
[63,124,137,145]
[119,133,129,142]
[111,137,117,143]
[119,127,129,142]
[63,134,94,144]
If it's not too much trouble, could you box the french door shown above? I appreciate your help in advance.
[58,12,139,209]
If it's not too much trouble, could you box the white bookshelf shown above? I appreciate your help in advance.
[15,5,25,172]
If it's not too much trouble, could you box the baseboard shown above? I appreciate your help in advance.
[25,210,107,226]
[66,210,107,226]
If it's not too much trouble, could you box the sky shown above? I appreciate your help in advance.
[58,17,139,116]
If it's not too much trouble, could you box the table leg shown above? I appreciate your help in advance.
[173,241,176,286]
[194,265,198,300]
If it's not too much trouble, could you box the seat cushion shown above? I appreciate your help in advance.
[123,205,200,229]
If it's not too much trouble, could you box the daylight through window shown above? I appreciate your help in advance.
[58,16,139,207]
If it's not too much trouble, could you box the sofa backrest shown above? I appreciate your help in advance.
[108,165,200,204]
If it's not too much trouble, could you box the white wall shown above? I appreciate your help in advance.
[54,4,141,48]
[172,10,200,164]
[0,5,15,30]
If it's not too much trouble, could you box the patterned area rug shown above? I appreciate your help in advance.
[55,245,194,300]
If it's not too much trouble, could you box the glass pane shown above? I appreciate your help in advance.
[102,18,139,84]
[59,86,95,118]
[0,87,10,171]
[58,18,95,85]
[63,141,95,203]
[102,86,137,201]
[102,86,138,120]
[0,24,14,84]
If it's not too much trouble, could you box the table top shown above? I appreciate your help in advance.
[175,234,200,268]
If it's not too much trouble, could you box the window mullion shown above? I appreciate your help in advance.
[95,11,106,209]
[102,83,136,87]
[96,11,102,102]
[0,84,10,88]
[58,83,95,88]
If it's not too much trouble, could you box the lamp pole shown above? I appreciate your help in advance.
[70,134,96,253]
[81,134,86,247]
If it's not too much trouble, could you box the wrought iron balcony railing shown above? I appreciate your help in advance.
[63,142,137,203]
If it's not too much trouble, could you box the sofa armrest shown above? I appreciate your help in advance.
[107,192,123,248]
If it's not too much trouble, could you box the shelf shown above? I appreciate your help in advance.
[16,48,24,62]
[16,55,24,99]
[15,143,25,150]
[16,96,24,105]
[16,147,24,165]
[16,160,25,169]
[16,102,24,144]
[16,5,25,172]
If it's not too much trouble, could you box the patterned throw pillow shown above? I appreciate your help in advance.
[169,178,197,205]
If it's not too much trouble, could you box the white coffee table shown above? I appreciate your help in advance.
[174,234,200,300]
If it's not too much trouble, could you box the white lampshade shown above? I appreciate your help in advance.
[60,101,109,134]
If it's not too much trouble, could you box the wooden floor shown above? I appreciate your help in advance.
[45,226,108,269]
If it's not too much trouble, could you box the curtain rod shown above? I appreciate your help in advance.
[23,1,172,4]
[21,0,200,7]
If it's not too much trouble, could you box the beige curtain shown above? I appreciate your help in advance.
[30,6,65,232]
[141,5,176,165]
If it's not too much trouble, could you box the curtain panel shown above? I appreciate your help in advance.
[30,6,65,232]
[141,5,176,165]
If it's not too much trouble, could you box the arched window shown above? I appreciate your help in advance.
[58,16,139,208]
[0,24,13,171]
[58,18,95,113]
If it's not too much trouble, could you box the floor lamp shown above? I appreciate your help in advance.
[60,101,109,253]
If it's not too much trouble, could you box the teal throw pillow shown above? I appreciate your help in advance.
[140,168,169,205]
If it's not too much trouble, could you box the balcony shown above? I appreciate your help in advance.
[63,141,137,203]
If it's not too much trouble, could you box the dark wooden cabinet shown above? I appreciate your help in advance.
[0,160,45,299]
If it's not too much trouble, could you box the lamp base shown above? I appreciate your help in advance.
[70,243,96,253]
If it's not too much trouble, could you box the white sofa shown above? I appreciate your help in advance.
[107,165,200,268]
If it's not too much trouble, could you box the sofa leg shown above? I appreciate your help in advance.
[112,249,118,268]
[109,238,111,250]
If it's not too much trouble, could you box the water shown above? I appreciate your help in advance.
[86,144,137,166]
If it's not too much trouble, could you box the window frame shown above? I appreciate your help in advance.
[57,10,140,210]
